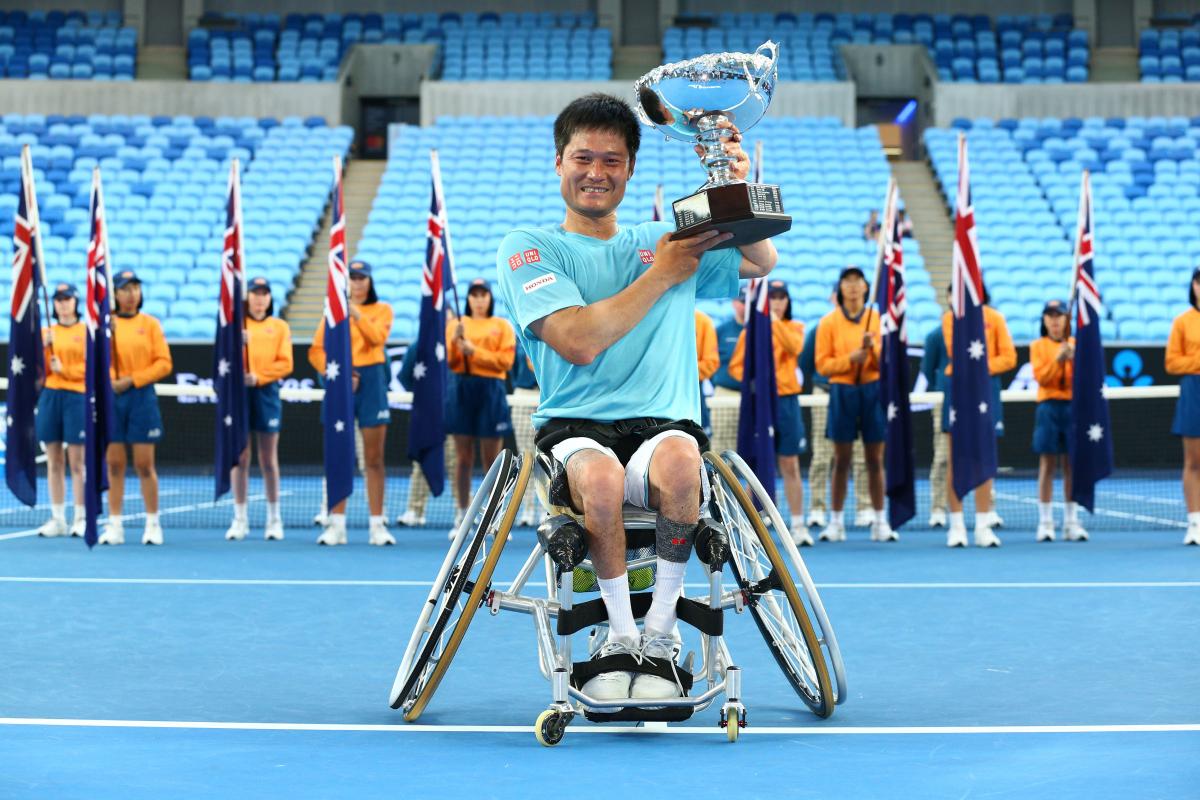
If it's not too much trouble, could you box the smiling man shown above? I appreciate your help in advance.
[494,93,779,707]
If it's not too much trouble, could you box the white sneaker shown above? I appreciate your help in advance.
[870,520,899,542]
[854,508,873,527]
[985,510,1005,529]
[37,517,68,538]
[580,637,638,707]
[630,631,685,701]
[974,525,1001,548]
[791,526,814,547]
[69,517,86,538]
[264,519,284,541]
[1036,522,1056,542]
[316,520,347,546]
[818,521,846,542]
[928,508,947,528]
[946,524,968,548]
[313,510,328,527]
[225,518,248,541]
[98,521,124,546]
[395,509,425,527]
[142,519,163,546]
[369,520,396,546]
[1185,523,1200,546]
[446,508,467,541]
[1063,522,1089,542]
[805,508,827,528]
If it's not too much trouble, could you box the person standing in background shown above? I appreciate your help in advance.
[1166,267,1200,546]
[920,318,950,528]
[695,309,719,437]
[708,295,745,459]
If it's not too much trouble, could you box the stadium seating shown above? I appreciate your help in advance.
[0,115,353,341]
[188,11,610,82]
[663,12,1089,84]
[354,116,941,341]
[926,116,1200,341]
[1137,20,1200,82]
[0,10,135,80]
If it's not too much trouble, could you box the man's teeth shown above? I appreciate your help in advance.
[582,187,607,193]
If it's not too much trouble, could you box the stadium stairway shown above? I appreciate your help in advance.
[137,45,186,79]
[1091,46,1138,82]
[284,159,385,333]
[892,160,953,300]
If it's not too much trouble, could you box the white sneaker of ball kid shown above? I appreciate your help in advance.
[142,518,164,546]
[446,507,467,541]
[225,518,248,541]
[37,517,68,538]
[791,526,815,547]
[395,509,425,527]
[927,508,947,528]
[317,518,347,546]
[805,508,827,528]
[870,519,899,542]
[1184,523,1200,546]
[1036,521,1056,542]
[68,516,86,538]
[98,520,124,546]
[369,519,396,546]
[1063,521,1089,542]
[974,525,1001,548]
[854,508,873,527]
[818,521,846,542]
[946,523,968,548]
[264,519,285,541]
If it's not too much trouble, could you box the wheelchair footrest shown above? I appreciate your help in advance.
[557,593,723,637]
[570,652,695,696]
[582,706,695,724]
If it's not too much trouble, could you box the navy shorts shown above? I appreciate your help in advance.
[827,381,885,444]
[248,383,282,434]
[112,384,163,443]
[776,393,809,456]
[1172,375,1200,437]
[36,387,85,444]
[354,362,390,428]
[446,373,512,438]
[1032,399,1072,454]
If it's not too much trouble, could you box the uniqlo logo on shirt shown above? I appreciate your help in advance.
[507,253,523,270]
[523,249,541,264]
[638,249,655,264]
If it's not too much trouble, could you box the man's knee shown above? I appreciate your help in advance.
[569,454,625,515]
[650,436,701,497]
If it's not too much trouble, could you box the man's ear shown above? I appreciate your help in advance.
[555,153,563,177]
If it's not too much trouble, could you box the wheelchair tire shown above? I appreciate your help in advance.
[389,450,532,720]
[703,451,836,719]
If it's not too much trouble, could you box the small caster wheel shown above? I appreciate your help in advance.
[535,709,568,747]
[720,703,745,743]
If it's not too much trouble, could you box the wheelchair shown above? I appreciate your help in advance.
[389,447,847,746]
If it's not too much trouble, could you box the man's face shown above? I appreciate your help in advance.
[556,128,634,219]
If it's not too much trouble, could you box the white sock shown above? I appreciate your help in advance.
[1064,502,1078,525]
[598,574,639,645]
[266,501,280,523]
[73,505,85,522]
[1189,512,1200,527]
[233,503,248,523]
[51,503,66,521]
[874,508,887,525]
[644,559,686,636]
[831,509,844,527]
[108,514,123,529]
[370,514,385,527]
[145,512,159,526]
[1038,502,1053,524]
[975,513,990,531]
[330,512,346,528]
[950,511,965,529]
[790,514,804,531]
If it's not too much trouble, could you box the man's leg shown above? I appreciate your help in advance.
[642,434,702,637]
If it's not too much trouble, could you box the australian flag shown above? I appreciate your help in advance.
[5,148,45,507]
[736,278,777,500]
[83,168,115,547]
[1069,171,1112,513]
[322,157,355,511]
[407,150,451,495]
[877,187,915,529]
[213,159,248,500]
[949,134,997,499]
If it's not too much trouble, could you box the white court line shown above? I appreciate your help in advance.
[0,717,1196,736]
[0,528,41,542]
[0,577,1197,589]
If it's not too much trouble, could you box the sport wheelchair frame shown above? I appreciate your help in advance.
[389,448,847,745]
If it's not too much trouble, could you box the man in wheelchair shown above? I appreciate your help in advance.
[494,94,779,706]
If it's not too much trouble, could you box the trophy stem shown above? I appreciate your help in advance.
[695,114,737,187]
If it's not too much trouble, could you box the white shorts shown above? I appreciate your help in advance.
[549,430,709,511]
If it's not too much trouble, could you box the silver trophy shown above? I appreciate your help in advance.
[635,41,790,248]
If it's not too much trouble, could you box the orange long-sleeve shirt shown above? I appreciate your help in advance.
[446,315,516,379]
[42,321,86,392]
[816,308,881,385]
[308,302,393,373]
[1166,308,1200,375]
[729,318,806,395]
[246,316,293,386]
[941,307,1017,376]
[695,311,719,382]
[1030,336,1075,401]
[111,313,172,388]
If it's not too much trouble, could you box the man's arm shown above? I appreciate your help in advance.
[737,238,778,279]
[531,229,731,366]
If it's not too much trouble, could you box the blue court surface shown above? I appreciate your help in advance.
[1,514,1197,798]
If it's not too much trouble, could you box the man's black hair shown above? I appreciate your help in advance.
[554,93,641,163]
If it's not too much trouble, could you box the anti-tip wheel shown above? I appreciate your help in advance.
[535,709,568,747]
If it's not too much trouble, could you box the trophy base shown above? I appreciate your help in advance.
[669,182,792,250]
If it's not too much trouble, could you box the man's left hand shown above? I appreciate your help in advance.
[692,120,750,181]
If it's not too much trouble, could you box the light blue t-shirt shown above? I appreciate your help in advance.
[495,221,741,428]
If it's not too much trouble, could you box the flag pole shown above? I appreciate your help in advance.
[430,149,461,318]
[1066,169,1088,323]
[231,157,248,370]
[867,177,897,309]
[21,145,54,357]
[93,167,116,367]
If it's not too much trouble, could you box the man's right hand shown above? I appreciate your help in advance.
[652,229,733,288]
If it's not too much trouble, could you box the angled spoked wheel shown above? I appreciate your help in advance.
[389,449,532,721]
[704,451,839,718]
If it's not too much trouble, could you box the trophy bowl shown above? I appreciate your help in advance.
[634,41,791,249]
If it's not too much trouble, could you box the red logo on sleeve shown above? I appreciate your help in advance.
[507,253,523,271]
[638,249,655,264]
[523,249,541,264]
